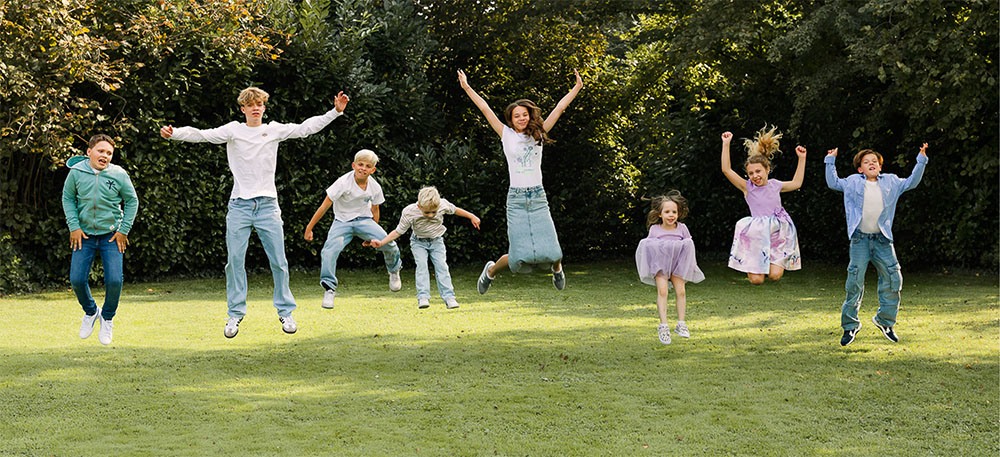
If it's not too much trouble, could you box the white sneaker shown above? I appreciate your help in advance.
[445,297,460,309]
[675,322,690,338]
[658,323,672,345]
[224,317,241,338]
[418,298,430,309]
[97,316,113,345]
[79,311,100,339]
[279,315,297,334]
[322,289,336,309]
[389,271,402,292]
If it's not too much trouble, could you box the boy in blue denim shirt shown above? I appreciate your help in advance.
[825,143,928,346]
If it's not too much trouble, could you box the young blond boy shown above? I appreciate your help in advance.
[161,87,349,338]
[304,149,402,309]
[367,186,481,309]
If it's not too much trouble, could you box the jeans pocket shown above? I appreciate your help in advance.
[886,263,902,292]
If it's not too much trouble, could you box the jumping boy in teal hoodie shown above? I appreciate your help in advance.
[62,134,139,345]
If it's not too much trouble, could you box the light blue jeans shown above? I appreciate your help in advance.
[69,232,123,320]
[410,235,455,301]
[225,197,296,319]
[841,231,902,330]
[320,217,401,291]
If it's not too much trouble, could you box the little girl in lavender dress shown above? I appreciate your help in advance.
[636,191,704,345]
[720,127,807,285]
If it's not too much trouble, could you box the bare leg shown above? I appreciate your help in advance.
[551,260,562,272]
[670,274,686,322]
[488,254,509,277]
[768,264,785,281]
[654,273,671,324]
[747,273,766,285]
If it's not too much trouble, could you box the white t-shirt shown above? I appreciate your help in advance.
[860,180,884,234]
[501,125,544,188]
[326,170,385,221]
[394,199,457,238]
[170,109,343,199]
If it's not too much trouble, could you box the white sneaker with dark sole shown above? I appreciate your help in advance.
[418,298,430,309]
[224,317,242,338]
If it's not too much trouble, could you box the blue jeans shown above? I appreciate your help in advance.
[410,235,455,301]
[841,231,903,330]
[320,217,401,291]
[69,232,123,320]
[225,197,296,319]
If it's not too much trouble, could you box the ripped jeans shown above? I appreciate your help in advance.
[841,231,902,331]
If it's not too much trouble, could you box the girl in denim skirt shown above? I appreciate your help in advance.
[457,69,582,294]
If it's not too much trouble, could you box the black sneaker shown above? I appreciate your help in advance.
[872,316,899,342]
[477,261,495,295]
[840,323,861,346]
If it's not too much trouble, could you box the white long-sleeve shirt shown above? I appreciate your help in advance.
[170,109,343,199]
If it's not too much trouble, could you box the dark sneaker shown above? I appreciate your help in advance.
[477,261,495,295]
[872,316,899,342]
[552,267,566,291]
[840,323,861,346]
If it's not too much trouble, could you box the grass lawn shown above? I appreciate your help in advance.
[1,260,996,456]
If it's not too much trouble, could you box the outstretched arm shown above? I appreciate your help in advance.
[160,124,231,144]
[900,143,929,193]
[454,208,481,230]
[542,69,583,132]
[279,91,350,140]
[304,196,333,241]
[781,145,808,191]
[366,230,401,249]
[720,132,747,192]
[458,70,505,137]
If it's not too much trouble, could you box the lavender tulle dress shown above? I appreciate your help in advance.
[728,179,801,274]
[636,223,705,287]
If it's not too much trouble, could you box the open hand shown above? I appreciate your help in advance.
[70,229,88,251]
[457,70,469,89]
[111,232,129,253]
[160,125,173,139]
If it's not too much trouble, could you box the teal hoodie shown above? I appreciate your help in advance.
[62,156,139,236]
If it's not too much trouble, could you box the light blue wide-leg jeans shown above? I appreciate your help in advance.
[319,217,401,291]
[410,235,455,301]
[225,197,296,319]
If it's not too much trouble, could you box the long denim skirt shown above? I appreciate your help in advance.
[506,186,562,273]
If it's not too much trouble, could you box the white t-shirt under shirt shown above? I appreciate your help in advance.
[501,125,544,188]
[394,199,457,238]
[860,180,884,234]
[326,171,385,222]
[170,109,343,200]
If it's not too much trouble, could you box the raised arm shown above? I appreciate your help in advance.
[304,196,333,241]
[278,92,349,140]
[720,132,747,192]
[454,207,481,230]
[781,145,807,192]
[824,148,846,191]
[458,70,505,137]
[542,69,583,132]
[900,143,929,193]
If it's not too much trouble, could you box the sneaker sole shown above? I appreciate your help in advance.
[418,303,430,309]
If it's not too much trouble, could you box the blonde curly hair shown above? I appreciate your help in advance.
[743,125,782,170]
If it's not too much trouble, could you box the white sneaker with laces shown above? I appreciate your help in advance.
[322,289,336,309]
[279,315,297,334]
[418,298,430,309]
[97,316,113,345]
[658,323,672,345]
[444,297,460,309]
[675,322,690,338]
[80,311,100,339]
[389,271,402,292]
[224,317,241,338]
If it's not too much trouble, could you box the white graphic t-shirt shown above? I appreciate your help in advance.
[501,125,543,188]
[326,171,385,222]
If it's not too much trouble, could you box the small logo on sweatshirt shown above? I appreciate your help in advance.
[104,180,117,192]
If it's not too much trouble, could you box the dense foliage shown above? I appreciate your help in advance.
[1,0,996,293]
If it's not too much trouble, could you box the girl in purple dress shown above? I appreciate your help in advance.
[720,127,807,285]
[636,191,704,344]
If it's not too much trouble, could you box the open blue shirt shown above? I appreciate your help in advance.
[825,154,928,241]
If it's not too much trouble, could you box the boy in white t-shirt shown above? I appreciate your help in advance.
[366,186,481,309]
[304,149,402,309]
[160,87,349,338]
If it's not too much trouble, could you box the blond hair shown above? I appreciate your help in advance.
[417,186,441,210]
[354,149,379,165]
[237,87,269,106]
[743,125,782,170]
